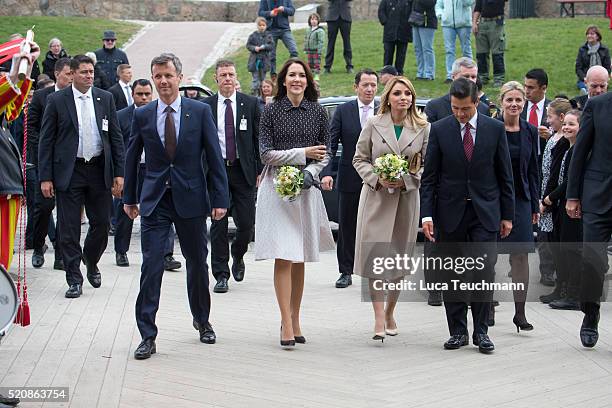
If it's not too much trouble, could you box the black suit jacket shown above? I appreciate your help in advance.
[424,93,490,123]
[570,94,589,111]
[320,99,379,192]
[27,85,56,166]
[117,104,136,147]
[202,92,262,187]
[38,86,125,192]
[567,93,612,214]
[421,113,515,233]
[108,83,129,111]
[509,118,540,213]
[327,0,352,21]
[520,98,550,157]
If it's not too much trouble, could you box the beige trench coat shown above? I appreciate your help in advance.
[352,113,430,279]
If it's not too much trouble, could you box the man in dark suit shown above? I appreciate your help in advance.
[123,53,229,359]
[203,60,261,293]
[324,0,353,74]
[108,64,133,111]
[421,78,514,354]
[424,57,490,123]
[320,69,379,288]
[570,65,609,111]
[521,68,554,287]
[566,92,612,349]
[38,54,125,298]
[29,57,73,271]
[113,79,180,270]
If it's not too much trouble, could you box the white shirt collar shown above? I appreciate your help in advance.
[357,98,375,110]
[218,91,237,105]
[72,85,92,99]
[461,112,478,130]
[54,85,60,93]
[119,80,130,88]
[529,97,545,112]
[158,95,181,115]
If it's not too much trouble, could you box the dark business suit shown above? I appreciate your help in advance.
[520,98,550,162]
[424,93,490,123]
[421,113,514,337]
[321,99,378,276]
[203,92,261,281]
[570,94,589,111]
[108,82,129,111]
[38,86,124,286]
[124,97,229,341]
[325,0,353,71]
[28,86,60,258]
[113,104,175,257]
[566,93,612,316]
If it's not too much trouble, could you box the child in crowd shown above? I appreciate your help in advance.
[544,110,582,310]
[246,17,273,96]
[303,13,326,81]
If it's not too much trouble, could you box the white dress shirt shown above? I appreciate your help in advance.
[357,98,375,127]
[526,98,545,126]
[72,85,103,159]
[216,92,239,159]
[119,80,133,106]
[422,113,478,224]
[156,96,182,147]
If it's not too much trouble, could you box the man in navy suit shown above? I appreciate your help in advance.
[320,69,379,288]
[123,53,229,360]
[421,78,514,354]
[39,54,125,299]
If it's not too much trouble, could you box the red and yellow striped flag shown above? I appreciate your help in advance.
[0,195,21,270]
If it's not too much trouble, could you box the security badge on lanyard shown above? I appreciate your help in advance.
[240,115,247,131]
[102,117,109,132]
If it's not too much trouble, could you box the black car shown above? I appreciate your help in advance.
[318,96,430,224]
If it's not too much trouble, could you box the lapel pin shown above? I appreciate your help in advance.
[96,97,101,101]
[186,113,190,118]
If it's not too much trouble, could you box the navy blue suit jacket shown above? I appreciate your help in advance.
[123,97,229,219]
[117,104,135,147]
[321,99,379,193]
[420,113,515,233]
[505,118,540,214]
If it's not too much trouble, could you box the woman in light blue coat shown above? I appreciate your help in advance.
[436,0,474,81]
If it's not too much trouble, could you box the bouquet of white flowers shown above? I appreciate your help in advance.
[274,166,305,201]
[372,153,410,194]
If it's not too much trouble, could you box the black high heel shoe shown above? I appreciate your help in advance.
[294,335,306,344]
[280,326,295,348]
[513,316,534,333]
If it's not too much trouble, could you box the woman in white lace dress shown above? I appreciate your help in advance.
[255,58,335,348]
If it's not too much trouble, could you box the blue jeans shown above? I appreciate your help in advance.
[442,26,472,79]
[268,28,298,75]
[413,27,436,79]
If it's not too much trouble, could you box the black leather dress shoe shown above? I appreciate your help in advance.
[214,278,229,293]
[198,322,216,344]
[53,259,64,270]
[232,257,245,282]
[32,251,45,268]
[83,256,101,288]
[164,255,181,271]
[335,273,352,288]
[0,393,20,406]
[134,338,156,360]
[549,297,580,310]
[444,334,469,349]
[580,312,600,348]
[116,252,129,267]
[427,291,442,306]
[65,284,82,298]
[473,334,495,353]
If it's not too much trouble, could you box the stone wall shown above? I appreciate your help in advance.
[0,0,605,20]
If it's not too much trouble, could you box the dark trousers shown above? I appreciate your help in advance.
[537,229,556,278]
[580,210,612,316]
[25,168,37,246]
[136,191,211,340]
[114,164,174,255]
[336,191,360,275]
[438,203,497,336]
[55,157,111,286]
[325,19,353,70]
[383,41,408,75]
[32,174,61,260]
[556,207,583,296]
[111,197,122,227]
[211,163,255,281]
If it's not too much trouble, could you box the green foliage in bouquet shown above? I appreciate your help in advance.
[372,154,409,181]
[274,166,305,201]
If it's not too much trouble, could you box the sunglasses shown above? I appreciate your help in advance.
[104,39,116,42]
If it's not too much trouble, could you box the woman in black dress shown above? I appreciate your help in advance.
[498,81,540,332]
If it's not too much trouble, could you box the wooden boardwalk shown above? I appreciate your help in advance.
[2,225,612,408]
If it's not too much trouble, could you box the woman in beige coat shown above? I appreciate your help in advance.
[353,76,430,342]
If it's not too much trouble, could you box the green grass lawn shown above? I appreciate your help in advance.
[0,16,140,56]
[204,17,609,100]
